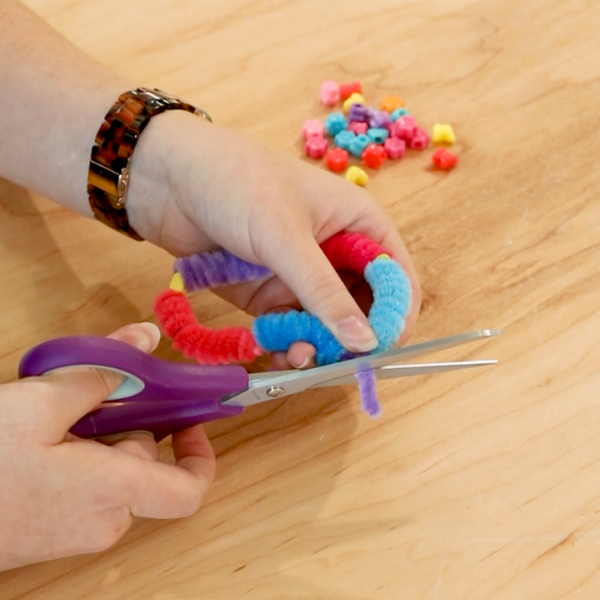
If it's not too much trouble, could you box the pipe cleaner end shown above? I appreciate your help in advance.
[355,366,382,419]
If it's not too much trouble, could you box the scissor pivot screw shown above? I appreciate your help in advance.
[267,386,284,398]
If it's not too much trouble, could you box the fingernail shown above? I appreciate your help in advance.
[291,356,311,369]
[336,316,378,353]
[113,323,161,352]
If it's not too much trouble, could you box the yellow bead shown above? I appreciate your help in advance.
[432,123,456,144]
[345,166,369,186]
[343,92,366,113]
[376,254,391,261]
[169,272,185,292]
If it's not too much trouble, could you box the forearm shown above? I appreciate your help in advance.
[0,0,133,215]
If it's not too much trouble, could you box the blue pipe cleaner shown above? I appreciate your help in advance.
[364,257,412,352]
[254,256,412,366]
[253,311,345,366]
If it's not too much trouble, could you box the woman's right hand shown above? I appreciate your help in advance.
[0,323,216,572]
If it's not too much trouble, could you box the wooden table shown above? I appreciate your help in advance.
[2,0,600,598]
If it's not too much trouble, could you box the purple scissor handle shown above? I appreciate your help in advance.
[18,336,246,441]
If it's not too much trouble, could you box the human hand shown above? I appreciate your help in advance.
[0,323,215,572]
[127,112,421,368]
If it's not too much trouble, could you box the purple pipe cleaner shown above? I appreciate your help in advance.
[355,365,382,419]
[174,250,271,292]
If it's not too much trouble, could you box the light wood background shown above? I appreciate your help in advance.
[2,0,600,598]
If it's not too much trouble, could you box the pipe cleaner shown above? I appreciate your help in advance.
[154,232,412,418]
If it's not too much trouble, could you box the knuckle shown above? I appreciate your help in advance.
[86,367,122,399]
[176,480,204,518]
[86,510,131,554]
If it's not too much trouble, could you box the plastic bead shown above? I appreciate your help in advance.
[409,127,430,150]
[302,119,325,140]
[390,108,410,122]
[362,143,387,169]
[367,128,389,144]
[369,110,391,129]
[348,134,371,158]
[381,95,404,112]
[324,112,347,136]
[170,272,185,292]
[345,166,369,186]
[348,121,368,135]
[390,116,418,141]
[343,93,366,113]
[339,81,362,100]
[326,147,349,172]
[384,137,406,159]
[431,147,458,170]
[348,103,369,122]
[432,123,456,144]
[334,130,356,150]
[320,80,340,106]
[305,135,328,159]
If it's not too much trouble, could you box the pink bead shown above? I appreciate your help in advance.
[302,119,325,140]
[320,81,340,106]
[305,135,328,159]
[348,121,368,135]
[384,137,406,159]
[390,116,418,141]
[409,127,430,150]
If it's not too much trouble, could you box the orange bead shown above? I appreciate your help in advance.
[380,95,404,113]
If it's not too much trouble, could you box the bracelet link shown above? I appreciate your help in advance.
[88,87,211,240]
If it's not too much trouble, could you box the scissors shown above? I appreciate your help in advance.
[18,328,502,441]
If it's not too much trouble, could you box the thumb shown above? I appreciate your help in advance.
[263,234,378,353]
[41,323,160,439]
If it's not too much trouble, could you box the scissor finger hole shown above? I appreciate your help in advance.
[46,365,145,400]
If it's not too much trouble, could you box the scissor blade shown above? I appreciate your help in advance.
[309,359,497,387]
[224,329,501,408]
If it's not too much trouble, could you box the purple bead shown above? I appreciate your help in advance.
[369,110,391,129]
[365,106,377,119]
[348,103,368,122]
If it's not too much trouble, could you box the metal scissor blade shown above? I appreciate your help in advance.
[224,329,502,408]
[310,359,497,387]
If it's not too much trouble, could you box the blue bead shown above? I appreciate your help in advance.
[348,134,371,157]
[367,128,390,144]
[334,130,356,150]
[390,108,410,122]
[324,112,348,136]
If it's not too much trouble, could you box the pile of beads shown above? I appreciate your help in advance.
[302,80,459,184]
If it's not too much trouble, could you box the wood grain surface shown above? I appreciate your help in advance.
[2,0,600,598]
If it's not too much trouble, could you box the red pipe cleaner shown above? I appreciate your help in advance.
[154,289,262,364]
[320,232,390,275]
